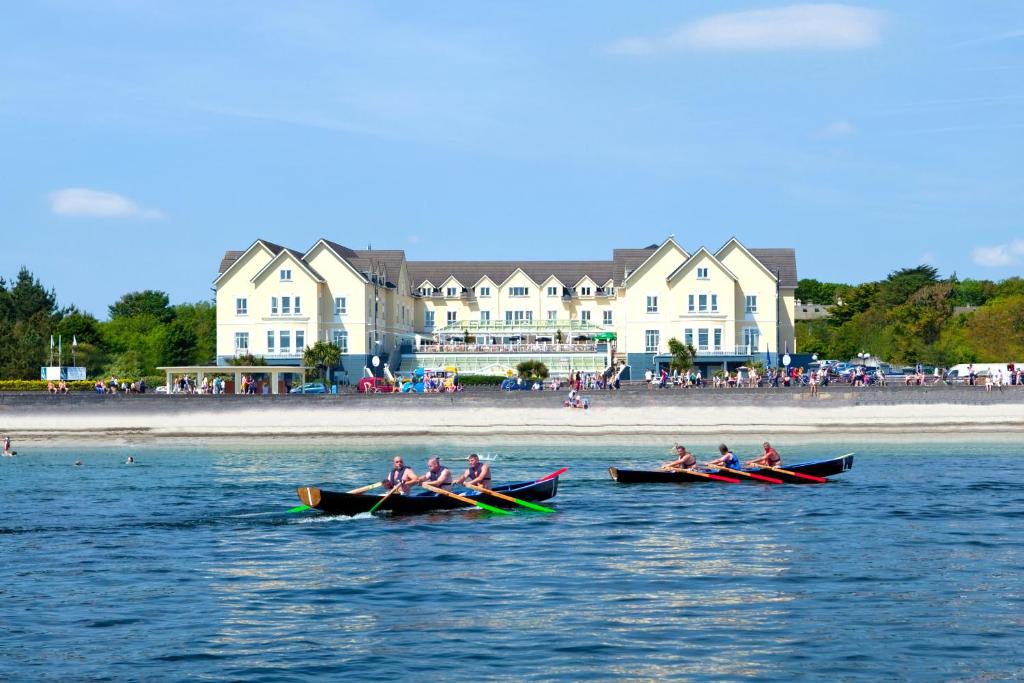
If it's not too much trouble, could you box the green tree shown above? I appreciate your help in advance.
[303,341,342,381]
[109,290,173,322]
[666,337,696,372]
[963,295,1024,361]
[516,359,549,379]
[161,319,199,366]
[886,282,954,363]
[795,278,842,305]
[170,301,216,364]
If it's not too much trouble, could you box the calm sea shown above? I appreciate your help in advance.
[1,441,1021,682]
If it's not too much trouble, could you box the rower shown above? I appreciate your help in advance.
[416,456,452,489]
[663,444,697,470]
[382,456,418,494]
[706,444,740,470]
[746,442,782,468]
[454,453,492,487]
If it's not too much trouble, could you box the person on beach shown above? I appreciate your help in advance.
[706,444,740,470]
[663,445,697,470]
[454,453,492,487]
[382,456,418,494]
[416,457,452,490]
[747,442,782,468]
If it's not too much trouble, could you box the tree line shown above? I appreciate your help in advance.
[796,266,1024,365]
[0,268,215,380]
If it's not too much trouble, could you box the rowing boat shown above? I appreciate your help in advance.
[608,453,854,484]
[297,470,562,516]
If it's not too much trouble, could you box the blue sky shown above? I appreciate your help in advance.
[2,2,1022,316]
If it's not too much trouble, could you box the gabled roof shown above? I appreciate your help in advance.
[251,248,325,284]
[406,261,617,292]
[214,239,286,284]
[666,247,739,283]
[622,237,689,285]
[714,237,798,287]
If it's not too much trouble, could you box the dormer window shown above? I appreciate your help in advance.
[280,268,292,282]
[547,286,558,297]
[579,287,592,296]
[446,287,458,297]
[478,286,491,297]
[509,286,529,297]
[696,267,709,280]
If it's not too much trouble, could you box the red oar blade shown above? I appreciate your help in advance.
[706,473,741,483]
[784,470,828,483]
[537,467,568,483]
[745,472,784,484]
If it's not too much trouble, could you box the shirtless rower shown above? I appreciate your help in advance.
[382,456,418,494]
[416,456,452,489]
[453,453,491,487]
[746,442,782,468]
[662,444,697,470]
[706,444,741,470]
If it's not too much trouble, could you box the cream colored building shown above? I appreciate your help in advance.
[215,236,796,379]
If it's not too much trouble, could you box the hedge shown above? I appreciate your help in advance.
[456,375,505,386]
[0,380,97,392]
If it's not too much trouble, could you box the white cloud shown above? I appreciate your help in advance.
[816,119,857,138]
[972,240,1024,267]
[610,4,884,55]
[49,188,163,219]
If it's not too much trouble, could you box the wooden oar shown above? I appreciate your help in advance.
[421,483,511,515]
[661,466,740,483]
[756,465,827,483]
[368,483,404,514]
[464,482,556,512]
[289,482,384,513]
[705,464,784,484]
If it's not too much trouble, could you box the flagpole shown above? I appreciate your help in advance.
[59,335,63,369]
[49,335,55,366]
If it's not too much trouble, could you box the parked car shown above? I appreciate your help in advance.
[289,382,327,394]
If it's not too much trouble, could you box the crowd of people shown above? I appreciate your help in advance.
[382,453,493,495]
[92,376,146,394]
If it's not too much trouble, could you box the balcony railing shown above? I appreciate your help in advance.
[417,343,599,354]
[434,319,607,335]
[690,345,755,357]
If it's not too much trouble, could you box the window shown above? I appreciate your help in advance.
[698,328,709,351]
[282,296,291,315]
[510,286,529,297]
[479,286,491,297]
[684,328,693,347]
[646,295,658,313]
[418,287,430,296]
[645,329,659,353]
[267,330,275,353]
[688,294,695,313]
[581,310,591,322]
[547,286,558,297]
[234,332,249,350]
[547,310,558,321]
[425,310,435,328]
[279,331,291,353]
[579,286,592,296]
[505,310,531,323]
[295,330,305,351]
[743,328,760,352]
[696,267,709,279]
[235,298,247,316]
[294,296,301,315]
[698,294,708,313]
[714,328,722,351]
[332,330,348,353]
[447,310,457,324]
[271,297,278,315]
[334,297,346,316]
[280,268,292,281]
[446,286,458,297]
[745,295,758,313]
[710,294,717,313]
[603,310,613,326]
[480,310,491,323]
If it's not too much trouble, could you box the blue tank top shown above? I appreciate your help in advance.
[722,453,739,469]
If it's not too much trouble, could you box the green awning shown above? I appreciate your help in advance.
[593,332,617,341]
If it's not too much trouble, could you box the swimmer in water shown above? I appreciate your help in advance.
[126,456,135,464]
[74,459,82,466]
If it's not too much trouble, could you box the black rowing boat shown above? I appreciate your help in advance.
[297,471,562,516]
[608,453,854,484]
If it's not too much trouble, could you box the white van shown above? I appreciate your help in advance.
[947,363,1020,383]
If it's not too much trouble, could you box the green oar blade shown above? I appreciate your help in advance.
[510,499,555,513]
[286,504,310,513]
[473,501,512,515]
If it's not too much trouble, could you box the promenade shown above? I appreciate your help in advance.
[3,384,1023,443]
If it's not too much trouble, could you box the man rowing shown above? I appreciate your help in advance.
[746,442,782,469]
[416,456,452,489]
[706,444,741,470]
[453,453,492,487]
[662,444,697,470]
[382,456,418,494]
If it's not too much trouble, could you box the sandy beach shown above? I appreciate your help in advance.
[3,387,1023,444]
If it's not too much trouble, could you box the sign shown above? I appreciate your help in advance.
[782,354,792,367]
[371,355,381,368]
[40,366,87,381]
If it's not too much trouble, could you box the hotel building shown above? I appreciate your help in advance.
[214,237,797,380]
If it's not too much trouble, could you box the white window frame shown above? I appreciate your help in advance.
[425,310,435,328]
[235,298,247,316]
[280,268,292,282]
[446,286,458,297]
[447,310,457,324]
[698,328,709,352]
[335,297,347,316]
[332,330,349,353]
[581,310,591,322]
[698,294,708,313]
[271,296,278,316]
[267,330,275,353]
[688,295,694,313]
[744,328,760,352]
[295,329,305,352]
[714,328,722,351]
[479,286,491,298]
[645,329,659,353]
[603,310,613,326]
[234,332,249,351]
[696,267,709,280]
[745,295,758,314]
[294,296,301,315]
[579,286,592,296]
[547,310,558,321]
[547,286,558,297]
[710,294,717,313]
[480,310,490,323]
[282,296,291,316]
[684,328,693,347]
[509,286,529,297]
[646,295,658,313]
[279,330,291,353]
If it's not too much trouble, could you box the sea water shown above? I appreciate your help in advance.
[1,441,1021,681]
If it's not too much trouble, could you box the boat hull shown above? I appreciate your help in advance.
[609,454,853,484]
[304,476,559,516]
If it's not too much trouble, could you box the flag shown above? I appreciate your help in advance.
[50,335,54,349]
[72,335,78,349]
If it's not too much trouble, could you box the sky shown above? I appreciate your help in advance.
[1,1,1022,317]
